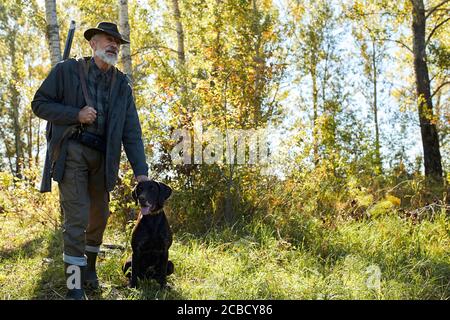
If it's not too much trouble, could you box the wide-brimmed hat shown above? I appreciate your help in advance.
[84,22,130,44]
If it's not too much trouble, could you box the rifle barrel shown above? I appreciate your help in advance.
[62,20,76,60]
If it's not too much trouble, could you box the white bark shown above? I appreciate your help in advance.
[119,0,133,79]
[44,0,61,66]
[171,0,186,65]
[171,0,187,99]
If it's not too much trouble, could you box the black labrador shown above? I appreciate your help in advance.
[122,180,174,288]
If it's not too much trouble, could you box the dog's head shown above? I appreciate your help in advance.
[132,180,172,215]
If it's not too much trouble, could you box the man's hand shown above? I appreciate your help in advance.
[136,175,150,183]
[78,106,97,124]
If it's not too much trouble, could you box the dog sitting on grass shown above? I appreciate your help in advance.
[123,180,174,288]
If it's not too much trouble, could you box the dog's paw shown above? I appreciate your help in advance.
[159,281,171,290]
[162,282,173,291]
[128,279,137,289]
[122,259,132,278]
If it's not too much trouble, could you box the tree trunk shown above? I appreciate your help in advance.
[0,128,15,175]
[27,106,33,169]
[252,0,263,127]
[410,0,443,182]
[372,40,382,174]
[171,0,186,66]
[312,65,319,166]
[171,0,195,190]
[212,0,234,224]
[171,0,188,116]
[36,118,41,168]
[44,0,61,66]
[119,0,133,80]
[8,31,24,179]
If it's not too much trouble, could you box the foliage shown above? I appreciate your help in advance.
[1,180,448,299]
[0,0,449,300]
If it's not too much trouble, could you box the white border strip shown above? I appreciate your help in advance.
[63,253,87,266]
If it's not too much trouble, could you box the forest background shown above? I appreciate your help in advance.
[0,0,448,299]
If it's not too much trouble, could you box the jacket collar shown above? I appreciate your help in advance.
[89,57,113,80]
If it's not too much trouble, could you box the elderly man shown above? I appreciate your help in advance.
[32,22,149,300]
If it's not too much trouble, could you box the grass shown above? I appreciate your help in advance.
[0,198,449,300]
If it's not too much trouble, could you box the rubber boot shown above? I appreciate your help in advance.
[64,263,87,300]
[85,251,99,290]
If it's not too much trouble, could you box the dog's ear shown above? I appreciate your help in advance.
[158,182,172,205]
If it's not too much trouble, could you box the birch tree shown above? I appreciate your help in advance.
[119,0,132,79]
[44,0,61,66]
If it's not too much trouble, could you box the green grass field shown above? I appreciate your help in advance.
[1,195,448,300]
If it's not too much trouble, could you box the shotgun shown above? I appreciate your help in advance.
[62,20,76,60]
[39,20,76,193]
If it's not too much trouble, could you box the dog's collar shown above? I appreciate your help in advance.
[140,207,164,216]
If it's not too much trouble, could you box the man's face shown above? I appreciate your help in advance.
[90,33,121,65]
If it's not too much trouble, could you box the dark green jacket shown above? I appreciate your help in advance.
[31,57,148,192]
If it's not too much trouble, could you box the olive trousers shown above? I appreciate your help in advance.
[58,139,110,266]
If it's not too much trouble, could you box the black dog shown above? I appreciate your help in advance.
[122,180,174,288]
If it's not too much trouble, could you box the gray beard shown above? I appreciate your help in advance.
[94,48,118,66]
